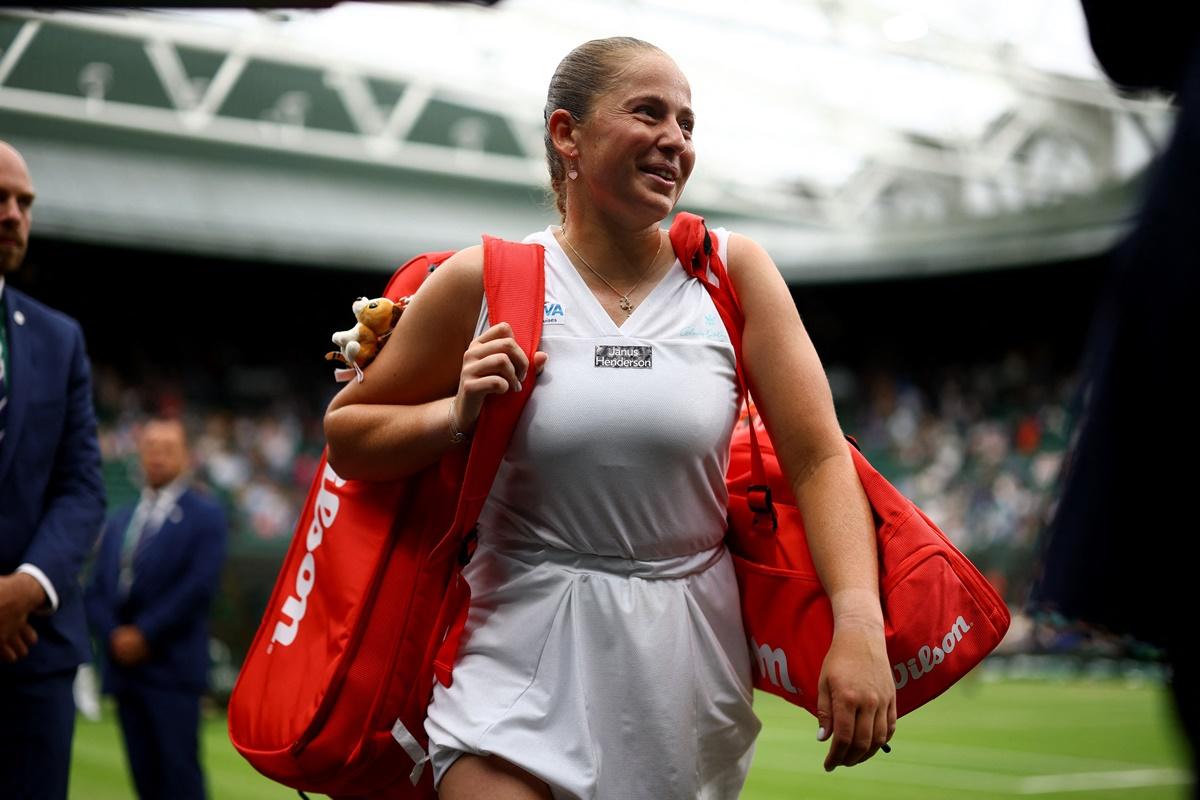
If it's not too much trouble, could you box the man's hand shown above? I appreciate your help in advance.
[0,623,38,663]
[110,625,151,666]
[0,573,47,662]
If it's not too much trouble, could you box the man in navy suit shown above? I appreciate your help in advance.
[0,141,106,799]
[86,418,228,800]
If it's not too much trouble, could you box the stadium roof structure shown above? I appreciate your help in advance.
[0,2,1176,281]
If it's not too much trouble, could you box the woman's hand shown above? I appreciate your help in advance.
[816,614,896,771]
[453,322,549,435]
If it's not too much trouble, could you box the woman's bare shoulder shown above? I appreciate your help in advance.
[429,244,484,287]
[725,232,770,272]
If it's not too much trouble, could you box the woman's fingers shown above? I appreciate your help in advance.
[860,704,890,765]
[466,352,524,393]
[823,695,855,771]
[454,327,545,434]
[465,333,530,383]
[824,691,889,769]
[851,699,876,765]
[474,321,514,344]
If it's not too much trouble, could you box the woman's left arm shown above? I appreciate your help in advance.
[727,233,896,771]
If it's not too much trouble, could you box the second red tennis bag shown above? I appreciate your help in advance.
[669,212,1011,718]
[227,238,544,799]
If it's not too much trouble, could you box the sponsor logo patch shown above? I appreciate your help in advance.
[594,345,653,369]
[544,302,565,325]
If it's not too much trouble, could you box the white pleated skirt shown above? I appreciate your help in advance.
[424,537,761,800]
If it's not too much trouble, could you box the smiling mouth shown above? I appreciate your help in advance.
[641,166,678,184]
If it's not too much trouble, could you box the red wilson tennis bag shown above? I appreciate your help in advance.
[668,212,1011,718]
[228,238,544,799]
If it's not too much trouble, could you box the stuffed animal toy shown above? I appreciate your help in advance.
[326,296,408,382]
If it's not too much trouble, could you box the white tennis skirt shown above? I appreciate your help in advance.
[424,536,761,799]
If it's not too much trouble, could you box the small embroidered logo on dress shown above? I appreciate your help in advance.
[678,312,728,342]
[594,345,653,369]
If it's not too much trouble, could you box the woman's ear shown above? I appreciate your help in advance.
[547,108,579,161]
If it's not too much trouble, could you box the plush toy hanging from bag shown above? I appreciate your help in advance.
[325,295,409,383]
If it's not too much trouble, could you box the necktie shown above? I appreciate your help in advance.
[119,495,155,594]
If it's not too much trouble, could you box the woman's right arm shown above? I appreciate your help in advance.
[323,245,537,481]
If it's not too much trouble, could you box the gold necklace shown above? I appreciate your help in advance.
[560,226,663,317]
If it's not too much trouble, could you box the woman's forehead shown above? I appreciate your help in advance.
[609,53,693,104]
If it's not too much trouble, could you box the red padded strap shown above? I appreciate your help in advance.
[430,237,544,684]
[433,571,473,687]
[435,236,545,557]
[668,213,770,501]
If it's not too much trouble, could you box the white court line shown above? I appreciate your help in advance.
[1018,767,1192,794]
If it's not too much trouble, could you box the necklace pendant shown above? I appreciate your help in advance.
[618,297,635,315]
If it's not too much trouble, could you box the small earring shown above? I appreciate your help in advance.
[567,162,578,181]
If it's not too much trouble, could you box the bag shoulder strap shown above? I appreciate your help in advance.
[669,213,776,526]
[670,213,744,351]
[432,238,543,685]
[443,237,545,546]
[383,249,458,301]
[670,214,900,524]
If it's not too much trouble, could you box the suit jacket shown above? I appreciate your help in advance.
[1032,4,1200,650]
[0,287,106,678]
[85,486,227,695]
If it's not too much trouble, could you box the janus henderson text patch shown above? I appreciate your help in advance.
[594,345,653,369]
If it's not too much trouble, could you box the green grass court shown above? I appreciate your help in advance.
[70,674,1192,799]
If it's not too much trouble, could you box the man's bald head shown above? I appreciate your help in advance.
[0,141,34,274]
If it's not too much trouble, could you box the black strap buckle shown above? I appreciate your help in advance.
[458,526,479,566]
[747,484,772,513]
[746,485,778,531]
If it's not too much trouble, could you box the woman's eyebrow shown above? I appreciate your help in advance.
[627,94,695,117]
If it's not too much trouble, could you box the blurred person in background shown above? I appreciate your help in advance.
[1033,2,1200,793]
[85,418,227,800]
[0,140,106,800]
[325,37,894,799]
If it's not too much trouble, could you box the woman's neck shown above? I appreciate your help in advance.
[558,212,665,284]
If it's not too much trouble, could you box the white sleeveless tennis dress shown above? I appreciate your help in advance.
[424,227,761,799]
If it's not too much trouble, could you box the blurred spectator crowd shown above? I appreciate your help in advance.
[832,348,1077,603]
[91,347,1077,604]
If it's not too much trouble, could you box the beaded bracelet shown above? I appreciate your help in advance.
[448,399,467,444]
